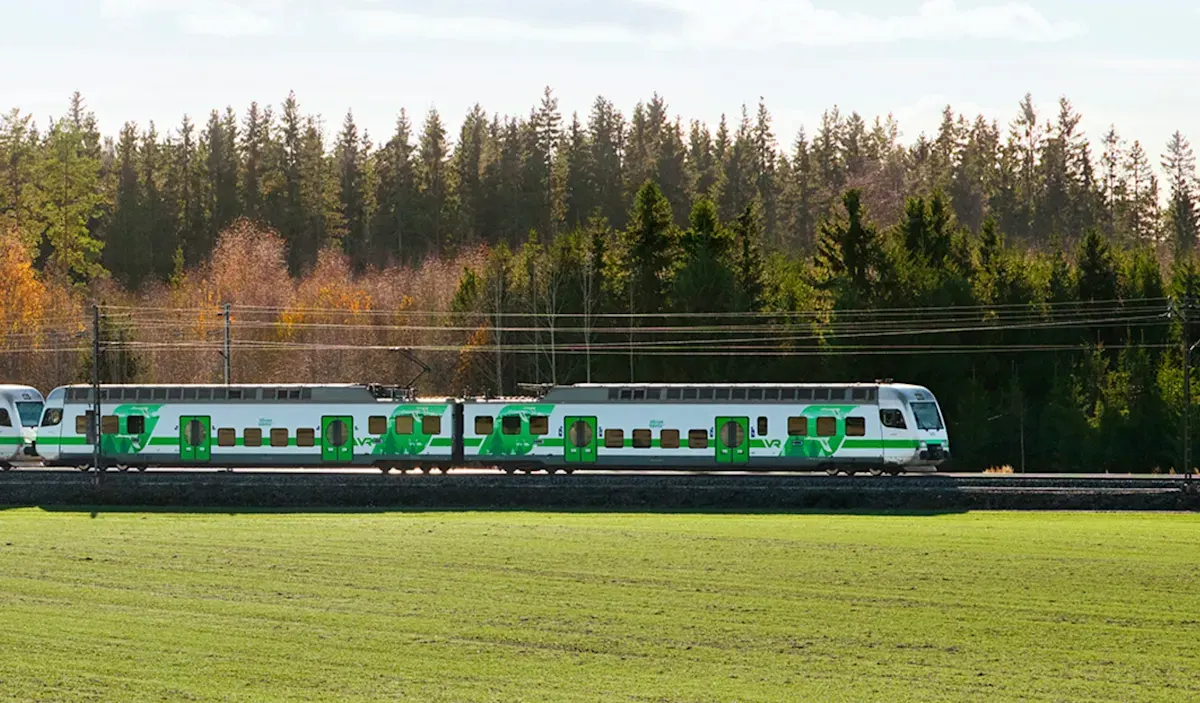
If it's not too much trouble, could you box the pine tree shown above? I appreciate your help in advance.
[1100,126,1128,239]
[751,99,779,248]
[140,122,174,281]
[240,101,272,222]
[685,120,717,202]
[373,109,418,264]
[717,105,755,223]
[815,189,880,306]
[534,86,562,236]
[453,104,488,246]
[1163,131,1199,255]
[586,96,625,229]
[106,122,152,287]
[204,107,241,236]
[336,111,370,269]
[38,102,105,282]
[781,127,818,251]
[417,107,450,256]
[0,109,42,243]
[561,112,591,231]
[1126,140,1159,242]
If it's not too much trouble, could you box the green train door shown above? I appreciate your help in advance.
[716,416,749,465]
[180,416,211,462]
[322,416,354,463]
[564,416,597,464]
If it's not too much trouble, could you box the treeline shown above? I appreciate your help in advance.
[3,90,1200,472]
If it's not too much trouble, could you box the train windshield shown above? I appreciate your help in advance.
[16,401,44,428]
[911,402,943,430]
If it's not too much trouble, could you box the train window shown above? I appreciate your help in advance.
[198,388,212,401]
[183,388,197,401]
[0,409,9,427]
[604,429,624,449]
[218,428,237,447]
[41,409,63,427]
[296,429,315,447]
[244,428,263,447]
[502,416,521,435]
[852,388,868,401]
[660,429,680,449]
[846,417,866,437]
[831,388,846,401]
[228,389,243,400]
[75,414,90,434]
[633,389,646,401]
[153,388,168,401]
[666,388,682,400]
[788,417,808,436]
[271,428,289,447]
[764,388,779,401]
[632,429,652,448]
[683,388,698,400]
[817,417,836,437]
[422,415,442,435]
[168,388,183,400]
[714,388,730,400]
[530,416,549,435]
[608,388,620,400]
[699,388,714,400]
[301,389,312,400]
[797,388,813,401]
[395,416,414,435]
[814,388,830,401]
[212,388,227,400]
[757,417,769,435]
[880,409,906,429]
[749,389,763,401]
[476,416,494,434]
[619,389,633,401]
[101,415,120,435]
[731,388,746,400]
[780,389,796,401]
[688,430,708,449]
[646,389,661,400]
[369,416,388,435]
[127,416,146,435]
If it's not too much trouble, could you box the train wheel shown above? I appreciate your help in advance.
[869,468,884,477]
[825,467,838,476]
[77,465,90,473]
[503,467,517,475]
[0,463,11,472]
[564,468,575,475]
[137,466,148,472]
[116,464,130,473]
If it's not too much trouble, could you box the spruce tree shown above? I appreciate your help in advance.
[372,109,417,264]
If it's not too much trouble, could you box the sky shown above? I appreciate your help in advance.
[2,0,1198,161]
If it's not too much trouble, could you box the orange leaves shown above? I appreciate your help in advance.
[0,228,47,337]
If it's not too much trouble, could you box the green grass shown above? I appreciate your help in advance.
[1,510,1199,702]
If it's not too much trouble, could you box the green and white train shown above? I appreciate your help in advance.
[0,385,44,469]
[34,382,950,474]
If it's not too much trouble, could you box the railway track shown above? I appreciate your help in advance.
[1,468,1196,511]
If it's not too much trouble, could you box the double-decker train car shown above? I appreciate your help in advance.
[0,385,44,468]
[35,381,949,474]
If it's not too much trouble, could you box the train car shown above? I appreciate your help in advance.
[465,382,950,475]
[0,385,44,468]
[36,383,459,471]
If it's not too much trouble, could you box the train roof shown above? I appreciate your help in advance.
[51,383,424,404]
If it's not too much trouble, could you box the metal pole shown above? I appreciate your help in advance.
[223,303,231,385]
[1185,298,1192,479]
[92,304,102,475]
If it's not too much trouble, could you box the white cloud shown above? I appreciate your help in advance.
[341,0,1083,46]
[101,0,280,36]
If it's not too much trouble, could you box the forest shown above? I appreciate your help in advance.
[2,88,1199,472]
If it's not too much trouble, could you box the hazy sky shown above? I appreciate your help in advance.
[3,0,1197,159]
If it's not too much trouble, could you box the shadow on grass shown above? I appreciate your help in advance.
[0,504,972,517]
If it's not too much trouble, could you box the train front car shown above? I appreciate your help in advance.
[0,385,44,468]
[878,384,950,471]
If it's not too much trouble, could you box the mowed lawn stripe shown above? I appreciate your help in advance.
[0,510,1197,702]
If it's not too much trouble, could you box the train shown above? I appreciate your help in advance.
[30,381,950,475]
[0,385,44,469]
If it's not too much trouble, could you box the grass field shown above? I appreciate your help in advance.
[1,509,1198,702]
